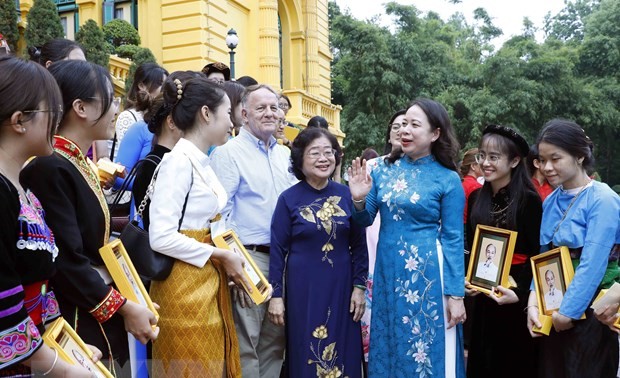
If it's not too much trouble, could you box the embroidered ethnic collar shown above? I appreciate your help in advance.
[53,135,110,243]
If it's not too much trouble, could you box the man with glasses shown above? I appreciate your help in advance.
[211,84,297,377]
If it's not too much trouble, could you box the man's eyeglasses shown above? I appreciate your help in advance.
[474,153,502,165]
[306,148,337,160]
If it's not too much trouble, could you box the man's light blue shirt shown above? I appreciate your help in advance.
[211,128,297,245]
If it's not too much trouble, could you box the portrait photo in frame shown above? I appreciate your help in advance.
[466,225,518,296]
[212,229,270,305]
[42,317,114,378]
[592,282,620,330]
[530,246,579,335]
[99,239,159,323]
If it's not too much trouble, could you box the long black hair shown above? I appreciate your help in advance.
[126,62,169,111]
[48,60,113,125]
[0,55,63,144]
[28,39,84,66]
[386,98,459,171]
[469,132,538,230]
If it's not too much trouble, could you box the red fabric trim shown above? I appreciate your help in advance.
[53,135,83,158]
[23,281,47,325]
[89,288,126,323]
[512,253,528,265]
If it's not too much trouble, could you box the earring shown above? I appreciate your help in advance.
[21,128,26,133]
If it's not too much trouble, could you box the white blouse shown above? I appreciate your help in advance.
[149,138,227,267]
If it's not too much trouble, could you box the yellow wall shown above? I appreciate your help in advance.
[18,0,342,136]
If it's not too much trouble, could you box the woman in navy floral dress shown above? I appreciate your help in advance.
[269,127,368,378]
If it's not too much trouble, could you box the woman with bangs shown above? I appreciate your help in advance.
[21,60,158,376]
[465,125,542,378]
[0,56,98,377]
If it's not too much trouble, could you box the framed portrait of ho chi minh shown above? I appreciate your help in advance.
[212,229,271,305]
[592,282,620,330]
[466,225,518,297]
[99,239,159,324]
[530,246,582,335]
[42,317,114,378]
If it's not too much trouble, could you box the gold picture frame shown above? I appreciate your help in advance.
[466,225,518,296]
[530,246,579,335]
[212,229,270,305]
[42,317,114,378]
[99,239,159,323]
[591,283,620,329]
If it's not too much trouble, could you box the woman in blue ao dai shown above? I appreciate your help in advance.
[349,98,466,377]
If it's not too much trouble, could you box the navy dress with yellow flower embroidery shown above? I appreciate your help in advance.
[270,180,368,378]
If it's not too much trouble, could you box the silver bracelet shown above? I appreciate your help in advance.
[449,295,464,301]
[41,349,59,376]
[524,304,539,313]
[352,197,366,204]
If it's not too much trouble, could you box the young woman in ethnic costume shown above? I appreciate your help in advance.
[148,77,250,377]
[526,119,620,377]
[0,56,97,376]
[21,60,158,376]
[465,125,542,377]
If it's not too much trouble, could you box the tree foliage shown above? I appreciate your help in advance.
[103,19,140,48]
[76,19,110,67]
[0,0,19,52]
[330,0,620,185]
[24,0,64,50]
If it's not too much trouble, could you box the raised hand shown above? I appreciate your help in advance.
[347,157,372,203]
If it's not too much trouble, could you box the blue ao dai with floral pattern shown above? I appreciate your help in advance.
[352,155,465,377]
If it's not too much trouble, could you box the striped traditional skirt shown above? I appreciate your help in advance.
[149,229,240,377]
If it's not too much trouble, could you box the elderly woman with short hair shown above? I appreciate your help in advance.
[268,127,368,378]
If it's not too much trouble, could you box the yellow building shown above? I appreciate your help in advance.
[17,0,343,137]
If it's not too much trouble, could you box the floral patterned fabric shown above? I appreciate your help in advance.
[352,155,465,378]
[0,175,58,372]
[270,180,368,377]
[0,317,41,369]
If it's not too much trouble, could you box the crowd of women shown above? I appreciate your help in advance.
[1,37,619,378]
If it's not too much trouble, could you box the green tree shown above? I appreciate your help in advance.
[544,0,600,42]
[76,19,110,67]
[24,0,64,50]
[103,19,140,48]
[0,0,19,52]
[328,0,620,184]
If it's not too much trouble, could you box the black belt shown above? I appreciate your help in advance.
[244,245,270,254]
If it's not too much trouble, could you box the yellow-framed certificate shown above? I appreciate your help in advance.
[42,317,114,378]
[99,239,159,323]
[212,230,271,305]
